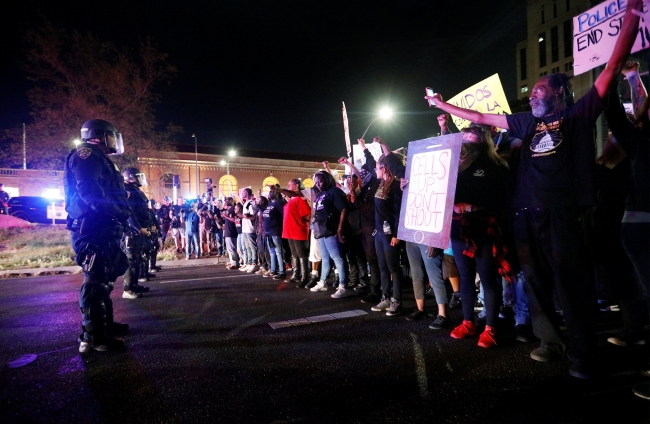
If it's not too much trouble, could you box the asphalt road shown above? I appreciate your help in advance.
[1,262,648,424]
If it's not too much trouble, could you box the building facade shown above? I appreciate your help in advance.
[0,145,343,203]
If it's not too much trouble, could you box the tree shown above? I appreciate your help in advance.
[0,20,179,170]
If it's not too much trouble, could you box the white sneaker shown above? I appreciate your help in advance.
[247,264,260,273]
[371,298,391,312]
[310,280,328,292]
[331,287,356,299]
[122,290,142,299]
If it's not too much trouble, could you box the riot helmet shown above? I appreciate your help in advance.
[123,167,148,187]
[80,119,124,155]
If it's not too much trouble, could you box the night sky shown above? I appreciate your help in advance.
[0,0,527,157]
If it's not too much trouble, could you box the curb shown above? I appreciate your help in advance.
[0,255,228,279]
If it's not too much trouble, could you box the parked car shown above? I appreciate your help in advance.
[7,196,67,224]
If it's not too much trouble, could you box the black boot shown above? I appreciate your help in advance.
[296,258,311,288]
[287,258,302,283]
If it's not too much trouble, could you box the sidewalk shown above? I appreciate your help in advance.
[0,255,228,279]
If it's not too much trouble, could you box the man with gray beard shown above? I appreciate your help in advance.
[424,0,644,379]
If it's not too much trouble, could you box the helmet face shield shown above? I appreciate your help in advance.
[80,119,124,155]
[133,172,148,187]
[108,133,124,155]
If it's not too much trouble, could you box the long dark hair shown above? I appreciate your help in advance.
[545,73,574,107]
[461,126,508,168]
[376,154,396,197]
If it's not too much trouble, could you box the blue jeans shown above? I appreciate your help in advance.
[405,241,446,304]
[266,235,284,274]
[477,272,530,326]
[242,232,258,265]
[215,229,224,255]
[226,236,239,266]
[237,234,246,264]
[452,237,501,327]
[318,235,349,288]
[186,232,200,258]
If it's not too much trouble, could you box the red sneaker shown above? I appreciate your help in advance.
[478,326,497,348]
[450,320,476,339]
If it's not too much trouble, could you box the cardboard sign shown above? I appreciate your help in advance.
[573,0,650,76]
[397,133,461,248]
[352,142,384,171]
[446,74,512,131]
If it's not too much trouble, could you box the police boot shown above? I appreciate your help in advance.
[296,258,311,288]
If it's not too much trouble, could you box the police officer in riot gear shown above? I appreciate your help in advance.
[157,196,173,244]
[148,199,162,273]
[64,119,130,353]
[122,167,153,298]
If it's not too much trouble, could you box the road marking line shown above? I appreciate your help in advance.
[159,274,251,284]
[411,333,429,398]
[269,309,368,329]
[227,313,271,339]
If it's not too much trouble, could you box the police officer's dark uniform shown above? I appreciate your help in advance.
[157,196,173,244]
[121,168,153,298]
[64,119,130,353]
[148,200,162,272]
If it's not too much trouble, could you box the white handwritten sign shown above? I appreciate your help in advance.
[352,142,383,171]
[446,74,511,131]
[397,133,461,248]
[573,0,650,76]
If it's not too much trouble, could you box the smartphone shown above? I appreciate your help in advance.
[425,87,435,107]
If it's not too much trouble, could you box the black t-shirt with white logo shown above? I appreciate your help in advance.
[506,86,603,208]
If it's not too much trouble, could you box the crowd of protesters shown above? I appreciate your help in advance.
[127,2,648,397]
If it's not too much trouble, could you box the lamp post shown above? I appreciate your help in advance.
[219,149,236,197]
[360,107,393,139]
[192,134,199,198]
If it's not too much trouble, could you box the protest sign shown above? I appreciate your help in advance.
[397,133,461,249]
[352,142,383,171]
[446,74,511,131]
[342,102,351,156]
[573,0,650,76]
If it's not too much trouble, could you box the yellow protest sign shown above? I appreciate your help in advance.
[446,74,511,130]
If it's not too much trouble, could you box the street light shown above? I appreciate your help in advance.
[192,134,199,198]
[219,149,236,197]
[360,107,393,139]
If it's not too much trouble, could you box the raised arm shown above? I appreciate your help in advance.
[337,156,362,180]
[594,0,644,98]
[623,61,648,114]
[425,93,509,129]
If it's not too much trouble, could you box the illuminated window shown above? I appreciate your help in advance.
[160,173,175,189]
[520,85,529,94]
[219,175,238,198]
[303,178,314,188]
[261,176,279,195]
